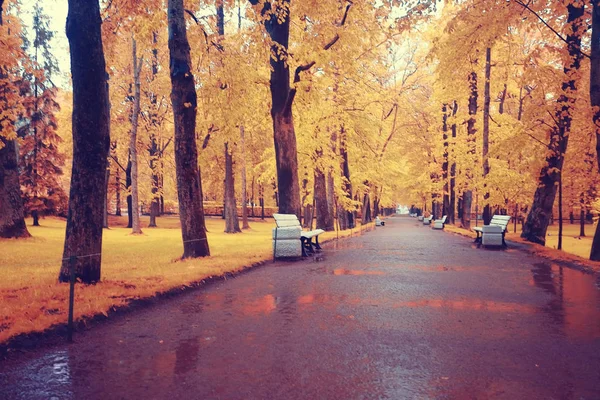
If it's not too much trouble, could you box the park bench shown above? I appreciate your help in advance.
[432,215,447,230]
[423,215,434,225]
[473,215,511,248]
[272,214,325,258]
[417,215,424,221]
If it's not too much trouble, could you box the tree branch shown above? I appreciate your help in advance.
[513,0,590,59]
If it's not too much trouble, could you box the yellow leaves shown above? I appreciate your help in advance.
[184,102,192,108]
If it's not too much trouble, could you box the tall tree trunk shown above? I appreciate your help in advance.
[442,103,449,218]
[103,162,109,229]
[224,142,241,233]
[240,125,250,229]
[361,192,372,224]
[149,31,160,228]
[482,48,492,225]
[339,126,354,229]
[580,204,586,237]
[449,101,457,225]
[523,3,584,246]
[0,140,30,237]
[303,204,313,230]
[168,0,210,257]
[126,157,132,228]
[589,1,600,259]
[499,83,507,115]
[115,156,122,216]
[0,2,30,238]
[462,69,478,229]
[59,0,110,283]
[314,162,333,231]
[259,184,265,220]
[129,37,143,235]
[558,170,563,250]
[250,0,301,217]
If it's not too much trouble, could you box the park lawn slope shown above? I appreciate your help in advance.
[0,215,371,345]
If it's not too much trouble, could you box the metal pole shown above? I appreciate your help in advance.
[67,256,76,343]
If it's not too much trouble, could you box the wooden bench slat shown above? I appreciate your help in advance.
[276,220,301,228]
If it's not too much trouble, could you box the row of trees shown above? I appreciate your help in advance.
[4,0,600,283]
[1,0,417,283]
[401,0,600,260]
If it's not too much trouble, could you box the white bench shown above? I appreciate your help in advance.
[432,215,447,230]
[423,215,434,225]
[273,214,325,258]
[473,215,511,248]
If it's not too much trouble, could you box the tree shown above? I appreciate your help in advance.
[129,37,143,235]
[18,4,67,227]
[167,0,210,258]
[0,0,30,238]
[521,2,585,245]
[248,0,302,216]
[589,0,600,260]
[58,0,111,283]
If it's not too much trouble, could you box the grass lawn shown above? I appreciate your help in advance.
[0,215,370,345]
[504,221,595,259]
[446,219,600,267]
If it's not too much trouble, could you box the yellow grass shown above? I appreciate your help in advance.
[0,215,372,344]
[445,221,600,272]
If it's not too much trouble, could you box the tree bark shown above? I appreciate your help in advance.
[361,192,372,224]
[59,0,110,283]
[250,0,301,217]
[129,38,143,234]
[224,142,241,233]
[462,69,478,229]
[240,125,250,229]
[339,126,354,229]
[449,101,457,225]
[523,3,584,246]
[103,163,109,229]
[0,1,30,238]
[126,156,132,228]
[148,31,160,228]
[482,48,492,225]
[442,104,449,218]
[314,163,333,231]
[303,204,313,230]
[168,0,210,257]
[0,139,30,237]
[580,206,585,237]
[259,184,265,220]
[558,171,563,250]
[115,154,122,216]
[590,1,600,259]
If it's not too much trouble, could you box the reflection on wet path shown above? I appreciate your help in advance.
[1,217,600,399]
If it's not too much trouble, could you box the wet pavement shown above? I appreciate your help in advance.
[1,216,600,399]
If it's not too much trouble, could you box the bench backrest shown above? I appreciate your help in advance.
[489,215,510,230]
[273,213,301,228]
[440,215,447,224]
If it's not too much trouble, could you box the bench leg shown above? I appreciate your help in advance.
[301,238,314,257]
[502,233,507,248]
[313,236,322,250]
[474,231,481,244]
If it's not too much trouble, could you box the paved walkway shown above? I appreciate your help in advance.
[1,216,600,399]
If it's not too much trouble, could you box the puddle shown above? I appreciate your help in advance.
[531,262,600,338]
[332,268,385,276]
